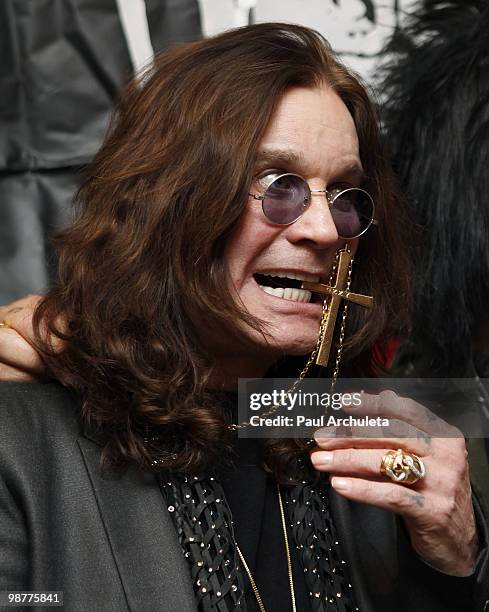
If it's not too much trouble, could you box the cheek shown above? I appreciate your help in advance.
[223,208,280,286]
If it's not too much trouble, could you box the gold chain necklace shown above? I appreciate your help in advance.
[235,484,296,612]
[228,246,353,432]
[227,248,354,608]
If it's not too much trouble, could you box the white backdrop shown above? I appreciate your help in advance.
[198,0,418,84]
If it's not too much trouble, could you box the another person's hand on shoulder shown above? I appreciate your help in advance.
[0,294,46,381]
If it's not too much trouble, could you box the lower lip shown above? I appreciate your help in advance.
[253,278,324,313]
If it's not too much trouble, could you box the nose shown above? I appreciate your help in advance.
[284,190,340,249]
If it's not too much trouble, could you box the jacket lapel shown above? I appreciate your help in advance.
[329,488,403,612]
[78,437,197,612]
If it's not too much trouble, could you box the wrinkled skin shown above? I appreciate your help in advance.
[310,391,479,576]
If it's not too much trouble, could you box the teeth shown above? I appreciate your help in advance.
[261,271,320,283]
[262,286,312,302]
[263,287,284,298]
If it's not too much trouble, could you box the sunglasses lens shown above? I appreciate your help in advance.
[262,174,309,225]
[330,188,374,239]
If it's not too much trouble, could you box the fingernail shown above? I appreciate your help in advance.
[314,428,335,442]
[331,477,351,492]
[311,451,333,467]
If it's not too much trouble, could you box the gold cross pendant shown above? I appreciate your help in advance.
[301,249,374,367]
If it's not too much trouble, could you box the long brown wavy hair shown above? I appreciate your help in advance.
[34,23,412,479]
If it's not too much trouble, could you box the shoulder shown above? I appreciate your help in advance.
[0,382,83,457]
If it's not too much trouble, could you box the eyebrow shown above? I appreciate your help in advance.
[254,147,366,182]
[255,148,308,168]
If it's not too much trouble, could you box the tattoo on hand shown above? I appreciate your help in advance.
[416,429,432,445]
[425,409,438,423]
[406,493,425,508]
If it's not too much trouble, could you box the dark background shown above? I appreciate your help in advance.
[0,0,201,302]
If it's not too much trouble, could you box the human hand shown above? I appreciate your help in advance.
[0,294,46,381]
[310,391,479,577]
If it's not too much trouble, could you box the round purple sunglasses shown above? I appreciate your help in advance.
[249,172,377,239]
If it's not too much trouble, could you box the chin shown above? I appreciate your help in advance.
[247,318,320,358]
[238,276,324,350]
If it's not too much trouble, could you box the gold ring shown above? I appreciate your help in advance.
[0,321,11,329]
[380,448,426,485]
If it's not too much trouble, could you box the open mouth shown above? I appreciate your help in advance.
[253,271,323,303]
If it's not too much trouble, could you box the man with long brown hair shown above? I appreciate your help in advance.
[0,23,487,612]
